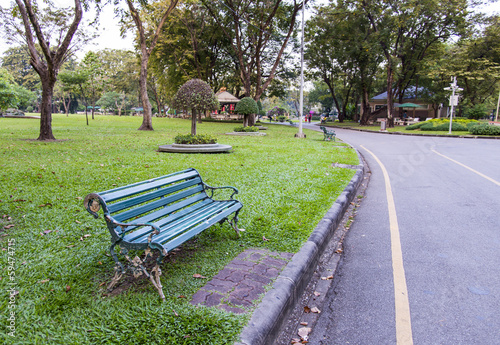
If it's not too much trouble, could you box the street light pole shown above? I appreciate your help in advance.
[444,77,463,135]
[295,0,306,138]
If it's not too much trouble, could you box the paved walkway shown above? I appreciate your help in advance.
[190,249,293,313]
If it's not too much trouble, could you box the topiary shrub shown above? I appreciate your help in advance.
[420,122,468,131]
[468,124,500,135]
[405,122,427,130]
[235,97,259,127]
[234,126,259,132]
[174,134,217,144]
[173,79,219,135]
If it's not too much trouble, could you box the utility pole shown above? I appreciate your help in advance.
[295,0,306,138]
[444,77,463,135]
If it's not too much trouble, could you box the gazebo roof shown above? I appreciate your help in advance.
[215,90,240,103]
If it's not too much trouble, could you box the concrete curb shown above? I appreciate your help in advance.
[236,150,365,345]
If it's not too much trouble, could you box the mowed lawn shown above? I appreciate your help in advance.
[0,114,358,344]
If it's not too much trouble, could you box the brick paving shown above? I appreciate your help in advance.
[190,248,293,314]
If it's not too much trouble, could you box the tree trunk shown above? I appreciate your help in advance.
[360,85,371,125]
[386,62,395,127]
[38,77,56,140]
[243,115,249,127]
[138,54,154,130]
[191,109,197,135]
[248,114,255,127]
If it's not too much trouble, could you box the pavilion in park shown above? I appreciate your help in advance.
[214,88,241,119]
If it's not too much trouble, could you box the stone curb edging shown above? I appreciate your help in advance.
[324,124,500,139]
[236,150,365,345]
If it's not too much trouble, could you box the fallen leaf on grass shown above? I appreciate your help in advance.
[311,307,321,314]
[66,245,76,248]
[193,273,207,279]
[262,236,269,241]
[38,203,52,207]
[3,224,15,229]
[173,309,179,317]
[178,295,186,299]
[99,282,106,287]
[39,279,50,284]
[298,327,312,341]
[75,220,81,224]
[65,285,71,292]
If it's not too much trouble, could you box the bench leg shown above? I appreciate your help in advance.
[229,211,244,237]
[149,264,165,301]
[107,243,125,292]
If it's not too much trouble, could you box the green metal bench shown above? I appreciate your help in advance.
[84,168,243,300]
[320,126,336,141]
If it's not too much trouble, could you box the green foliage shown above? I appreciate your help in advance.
[233,126,259,132]
[278,116,286,122]
[173,79,219,112]
[174,133,218,144]
[0,115,357,343]
[420,122,468,131]
[407,118,479,131]
[235,97,258,115]
[464,104,488,120]
[468,124,500,135]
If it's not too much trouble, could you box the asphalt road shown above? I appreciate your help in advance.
[307,128,500,345]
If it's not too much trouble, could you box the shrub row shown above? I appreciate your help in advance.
[468,124,500,135]
[233,126,259,132]
[174,133,218,144]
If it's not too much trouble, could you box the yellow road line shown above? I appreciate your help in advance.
[431,149,500,187]
[361,145,414,345]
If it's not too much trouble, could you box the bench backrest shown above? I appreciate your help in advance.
[86,168,209,241]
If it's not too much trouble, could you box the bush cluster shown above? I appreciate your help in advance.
[406,118,478,131]
[174,134,217,144]
[468,124,500,135]
[233,126,259,132]
[420,122,468,131]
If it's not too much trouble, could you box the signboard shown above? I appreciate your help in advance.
[449,95,459,106]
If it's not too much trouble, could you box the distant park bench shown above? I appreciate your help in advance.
[320,126,336,141]
[84,168,243,300]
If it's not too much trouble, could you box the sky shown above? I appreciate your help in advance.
[0,0,498,61]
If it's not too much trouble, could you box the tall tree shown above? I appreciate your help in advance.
[0,0,94,140]
[202,0,305,104]
[122,0,179,131]
[81,51,104,119]
[359,0,468,127]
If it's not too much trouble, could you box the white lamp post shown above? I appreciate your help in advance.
[295,1,306,138]
[444,77,463,135]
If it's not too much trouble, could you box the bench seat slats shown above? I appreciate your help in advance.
[121,197,213,239]
[100,170,199,202]
[149,201,240,245]
[162,203,243,252]
[124,200,230,243]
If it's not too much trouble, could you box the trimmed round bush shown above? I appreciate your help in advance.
[235,97,259,115]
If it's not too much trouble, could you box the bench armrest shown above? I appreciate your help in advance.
[203,183,239,200]
[104,215,162,242]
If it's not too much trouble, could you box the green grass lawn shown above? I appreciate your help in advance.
[0,115,358,344]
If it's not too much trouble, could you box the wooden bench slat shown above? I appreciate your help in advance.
[101,170,199,202]
[127,200,229,244]
[97,168,196,198]
[121,197,213,239]
[108,179,203,215]
[162,203,243,251]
